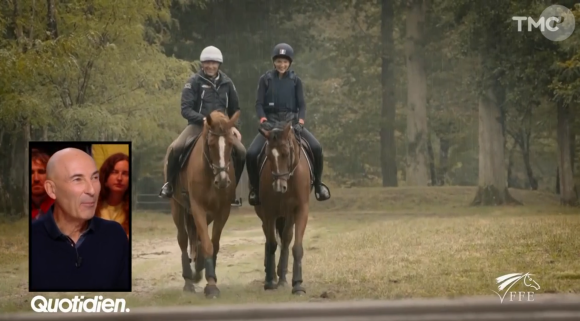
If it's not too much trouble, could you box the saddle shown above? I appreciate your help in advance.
[179,135,202,169]
[257,134,314,185]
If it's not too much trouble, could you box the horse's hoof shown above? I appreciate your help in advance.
[193,272,203,284]
[204,284,220,298]
[292,285,306,295]
[264,282,278,290]
[277,279,288,287]
[183,283,196,292]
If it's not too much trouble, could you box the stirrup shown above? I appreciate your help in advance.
[158,182,173,198]
[231,197,243,207]
[248,190,260,206]
[314,182,330,201]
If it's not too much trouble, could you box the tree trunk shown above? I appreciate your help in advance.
[12,0,23,42]
[437,137,450,185]
[427,134,436,186]
[521,144,538,190]
[555,166,560,194]
[556,103,578,206]
[511,113,538,190]
[9,132,21,216]
[471,87,520,206]
[47,0,58,39]
[23,119,30,218]
[379,0,398,187]
[507,142,516,188]
[404,0,430,186]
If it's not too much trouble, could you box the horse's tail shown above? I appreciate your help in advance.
[275,217,285,244]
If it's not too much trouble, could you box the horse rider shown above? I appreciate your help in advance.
[245,43,331,206]
[159,45,246,201]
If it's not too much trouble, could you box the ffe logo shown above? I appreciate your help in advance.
[491,272,540,303]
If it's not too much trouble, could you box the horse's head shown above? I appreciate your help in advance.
[203,110,240,189]
[522,273,540,291]
[259,121,298,193]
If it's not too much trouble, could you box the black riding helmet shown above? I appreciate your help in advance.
[271,43,294,63]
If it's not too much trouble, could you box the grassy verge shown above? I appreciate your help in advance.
[1,187,579,312]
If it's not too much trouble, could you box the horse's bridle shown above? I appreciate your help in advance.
[203,129,232,184]
[269,130,301,182]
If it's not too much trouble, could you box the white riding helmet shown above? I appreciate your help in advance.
[200,46,223,63]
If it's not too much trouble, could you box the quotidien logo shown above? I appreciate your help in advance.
[31,295,130,313]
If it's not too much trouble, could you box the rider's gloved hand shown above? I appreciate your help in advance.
[293,123,303,134]
[260,117,267,123]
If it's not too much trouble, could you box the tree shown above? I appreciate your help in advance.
[380,0,398,187]
[404,0,430,186]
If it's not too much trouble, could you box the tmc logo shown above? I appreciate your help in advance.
[512,5,576,42]
[492,272,540,303]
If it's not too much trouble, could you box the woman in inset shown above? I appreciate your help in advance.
[245,43,331,206]
[96,152,130,238]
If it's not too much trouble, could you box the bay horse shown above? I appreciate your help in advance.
[254,120,312,295]
[168,110,240,298]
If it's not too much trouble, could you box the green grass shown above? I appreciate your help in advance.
[1,187,579,312]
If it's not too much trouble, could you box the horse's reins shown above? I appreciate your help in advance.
[172,127,233,210]
[270,129,301,182]
[203,129,232,186]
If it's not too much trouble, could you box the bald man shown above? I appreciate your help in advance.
[29,147,130,292]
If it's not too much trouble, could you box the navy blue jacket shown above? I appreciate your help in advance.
[255,69,306,120]
[180,70,240,126]
[29,206,130,291]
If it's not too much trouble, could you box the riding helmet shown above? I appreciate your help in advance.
[200,46,223,63]
[271,43,294,63]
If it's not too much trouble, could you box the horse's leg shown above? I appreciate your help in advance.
[171,200,195,292]
[259,220,278,283]
[209,208,230,286]
[184,204,203,284]
[193,238,204,283]
[263,215,278,290]
[291,203,309,295]
[194,215,213,282]
[277,216,294,287]
[189,199,219,298]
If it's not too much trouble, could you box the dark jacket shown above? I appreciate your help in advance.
[255,69,306,121]
[181,70,240,126]
[29,206,130,291]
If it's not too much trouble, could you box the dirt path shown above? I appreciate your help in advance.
[131,227,268,293]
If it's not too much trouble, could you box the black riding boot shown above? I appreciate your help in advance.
[247,161,260,206]
[230,156,245,206]
[234,156,245,187]
[313,154,330,201]
[159,151,177,198]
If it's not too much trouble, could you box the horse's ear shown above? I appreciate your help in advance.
[259,128,270,139]
[228,110,240,127]
[205,115,212,127]
[283,122,292,137]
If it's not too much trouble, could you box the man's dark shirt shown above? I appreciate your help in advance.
[29,205,130,291]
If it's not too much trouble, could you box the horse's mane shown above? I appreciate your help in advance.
[203,110,230,136]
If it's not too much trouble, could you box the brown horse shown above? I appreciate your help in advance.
[254,121,312,295]
[168,110,240,298]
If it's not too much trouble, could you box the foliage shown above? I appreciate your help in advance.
[1,0,579,215]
